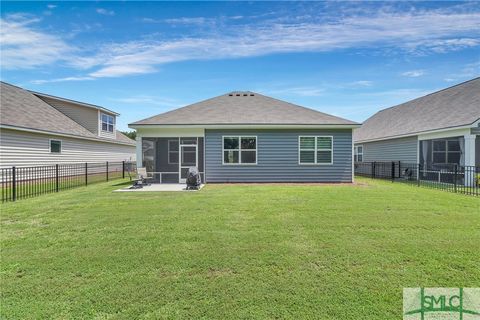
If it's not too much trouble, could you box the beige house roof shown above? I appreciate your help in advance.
[0,82,135,145]
[131,91,359,126]
[354,78,480,143]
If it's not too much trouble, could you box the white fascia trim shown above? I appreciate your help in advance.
[418,128,472,141]
[0,124,135,147]
[129,124,360,130]
[355,123,478,144]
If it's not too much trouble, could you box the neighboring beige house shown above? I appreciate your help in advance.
[0,81,136,168]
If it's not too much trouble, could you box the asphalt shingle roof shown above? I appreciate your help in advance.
[130,91,358,126]
[354,78,480,142]
[0,82,135,145]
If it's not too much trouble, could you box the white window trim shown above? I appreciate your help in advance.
[222,136,257,165]
[432,139,461,165]
[298,136,333,165]
[168,139,179,164]
[100,113,115,133]
[354,145,363,162]
[49,139,62,153]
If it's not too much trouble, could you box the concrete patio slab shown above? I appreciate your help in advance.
[114,184,204,192]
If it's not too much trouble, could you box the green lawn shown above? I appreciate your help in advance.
[1,178,479,319]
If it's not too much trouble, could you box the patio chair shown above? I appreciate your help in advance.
[131,167,153,188]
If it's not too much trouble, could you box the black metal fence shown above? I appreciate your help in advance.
[355,161,479,196]
[1,161,136,202]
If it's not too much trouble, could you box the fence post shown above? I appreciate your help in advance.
[398,161,401,178]
[454,164,458,193]
[85,162,88,186]
[417,163,420,187]
[106,161,109,181]
[55,164,59,192]
[122,161,125,179]
[372,162,376,179]
[391,161,395,182]
[12,166,16,202]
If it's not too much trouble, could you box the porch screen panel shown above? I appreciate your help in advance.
[142,138,155,172]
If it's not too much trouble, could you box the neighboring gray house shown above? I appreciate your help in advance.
[129,91,360,183]
[353,78,479,184]
[0,82,136,168]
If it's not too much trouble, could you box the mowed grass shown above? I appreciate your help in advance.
[1,178,479,319]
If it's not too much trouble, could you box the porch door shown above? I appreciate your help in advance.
[179,145,197,183]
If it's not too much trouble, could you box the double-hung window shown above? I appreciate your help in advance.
[354,145,363,162]
[432,139,461,164]
[223,136,257,164]
[299,136,333,164]
[101,113,114,133]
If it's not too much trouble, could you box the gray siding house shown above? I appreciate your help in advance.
[0,82,136,168]
[354,78,479,183]
[129,92,359,183]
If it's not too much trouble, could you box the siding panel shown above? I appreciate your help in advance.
[39,97,100,135]
[357,136,418,163]
[0,129,135,168]
[205,129,353,182]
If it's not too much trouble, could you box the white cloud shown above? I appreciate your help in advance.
[350,80,373,87]
[164,17,207,25]
[401,70,425,77]
[142,16,243,24]
[86,9,480,78]
[110,95,181,107]
[278,86,326,97]
[47,4,56,9]
[0,14,74,69]
[89,64,157,78]
[361,88,435,101]
[442,61,480,83]
[96,8,115,16]
[2,7,480,79]
[31,76,94,84]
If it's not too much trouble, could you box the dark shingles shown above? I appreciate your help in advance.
[130,91,358,126]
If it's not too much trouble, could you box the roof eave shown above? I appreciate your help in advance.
[129,123,361,129]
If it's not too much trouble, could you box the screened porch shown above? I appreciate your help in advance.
[141,137,204,183]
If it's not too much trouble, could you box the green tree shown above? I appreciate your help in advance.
[121,130,136,140]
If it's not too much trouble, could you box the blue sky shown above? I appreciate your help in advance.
[1,1,479,131]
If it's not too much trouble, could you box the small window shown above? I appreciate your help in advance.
[299,136,333,165]
[101,113,114,133]
[223,136,257,165]
[354,145,363,162]
[50,140,61,153]
[168,139,179,164]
